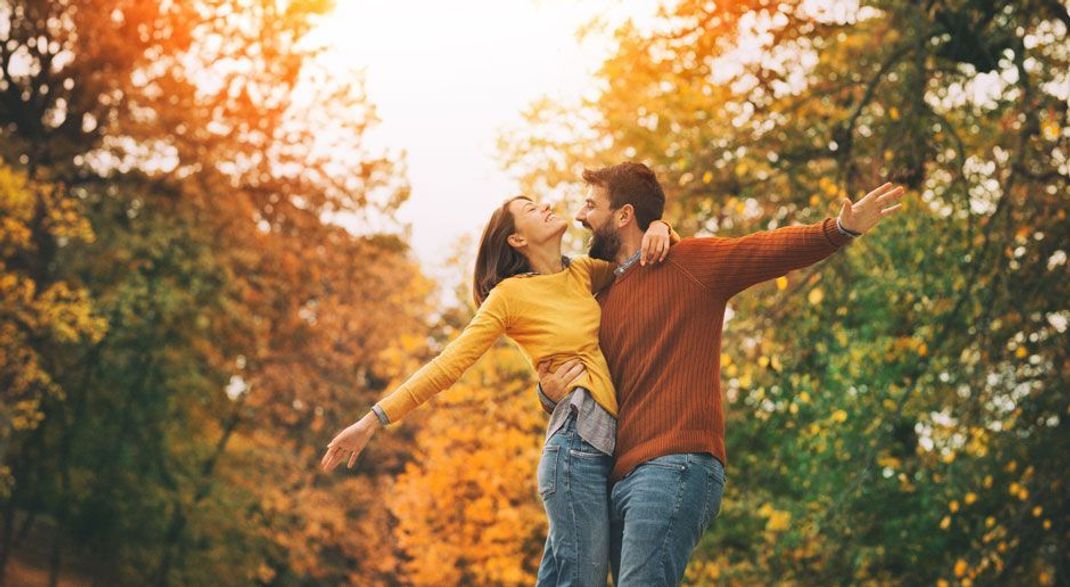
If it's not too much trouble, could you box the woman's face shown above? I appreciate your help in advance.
[508,198,568,249]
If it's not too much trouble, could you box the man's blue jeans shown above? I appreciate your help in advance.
[609,452,726,586]
[535,412,612,587]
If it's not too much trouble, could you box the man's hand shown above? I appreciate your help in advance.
[839,182,906,234]
[536,358,587,403]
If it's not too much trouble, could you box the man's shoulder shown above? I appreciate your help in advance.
[666,236,723,262]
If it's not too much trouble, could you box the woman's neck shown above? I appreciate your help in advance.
[526,242,565,275]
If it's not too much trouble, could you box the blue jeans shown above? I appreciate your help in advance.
[535,412,613,587]
[609,453,726,586]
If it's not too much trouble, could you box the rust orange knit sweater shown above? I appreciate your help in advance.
[598,217,854,483]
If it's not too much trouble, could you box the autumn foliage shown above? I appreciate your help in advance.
[1,0,1067,586]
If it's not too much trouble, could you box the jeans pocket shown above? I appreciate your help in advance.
[538,446,560,499]
[701,465,726,529]
[642,454,688,472]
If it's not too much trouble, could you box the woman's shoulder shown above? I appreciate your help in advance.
[568,255,614,274]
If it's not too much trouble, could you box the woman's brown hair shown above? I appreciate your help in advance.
[472,196,533,306]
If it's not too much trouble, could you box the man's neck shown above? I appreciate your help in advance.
[614,231,645,265]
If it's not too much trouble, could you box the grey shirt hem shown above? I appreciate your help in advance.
[542,386,616,456]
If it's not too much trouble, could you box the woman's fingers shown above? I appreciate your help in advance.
[321,444,337,468]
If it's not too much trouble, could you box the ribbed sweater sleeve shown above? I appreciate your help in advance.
[674,217,852,299]
[374,285,510,423]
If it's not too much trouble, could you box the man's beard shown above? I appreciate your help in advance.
[588,222,622,262]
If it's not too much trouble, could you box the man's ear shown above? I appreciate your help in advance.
[506,233,526,249]
[616,204,635,229]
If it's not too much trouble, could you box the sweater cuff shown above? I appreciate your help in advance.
[835,217,862,238]
[371,404,390,426]
[822,217,855,248]
[536,384,558,415]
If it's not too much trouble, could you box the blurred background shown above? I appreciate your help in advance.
[0,0,1066,585]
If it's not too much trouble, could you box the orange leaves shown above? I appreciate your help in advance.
[388,345,545,586]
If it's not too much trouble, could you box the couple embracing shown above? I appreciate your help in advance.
[321,162,905,586]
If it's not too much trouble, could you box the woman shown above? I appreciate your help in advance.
[320,195,675,586]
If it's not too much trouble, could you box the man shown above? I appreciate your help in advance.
[537,162,905,586]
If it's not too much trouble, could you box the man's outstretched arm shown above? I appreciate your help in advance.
[679,182,906,299]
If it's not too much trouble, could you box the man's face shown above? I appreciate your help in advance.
[576,185,622,262]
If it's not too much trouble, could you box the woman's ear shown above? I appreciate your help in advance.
[506,233,526,249]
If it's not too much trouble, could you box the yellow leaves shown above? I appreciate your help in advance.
[889,106,900,120]
[738,370,753,389]
[831,409,847,423]
[877,453,901,470]
[702,170,713,184]
[808,287,824,306]
[882,398,897,411]
[949,500,960,513]
[965,492,978,505]
[775,276,788,290]
[954,559,968,577]
[834,328,848,347]
[939,516,951,529]
[937,580,950,587]
[1009,482,1029,500]
[982,475,993,489]
[1032,506,1043,517]
[758,503,792,533]
[1041,119,1061,141]
[891,336,927,358]
[36,282,108,344]
[1014,346,1028,359]
[798,391,811,404]
[818,176,840,198]
[766,509,792,532]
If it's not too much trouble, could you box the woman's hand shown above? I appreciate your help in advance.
[641,220,672,266]
[320,413,381,473]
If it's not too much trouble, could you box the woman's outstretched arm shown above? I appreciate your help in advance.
[320,285,511,472]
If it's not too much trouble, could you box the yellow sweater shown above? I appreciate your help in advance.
[375,256,619,422]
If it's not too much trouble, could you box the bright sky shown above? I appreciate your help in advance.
[311,0,661,288]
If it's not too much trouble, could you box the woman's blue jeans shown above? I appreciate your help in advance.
[535,411,612,587]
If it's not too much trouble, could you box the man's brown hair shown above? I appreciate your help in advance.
[581,162,665,230]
